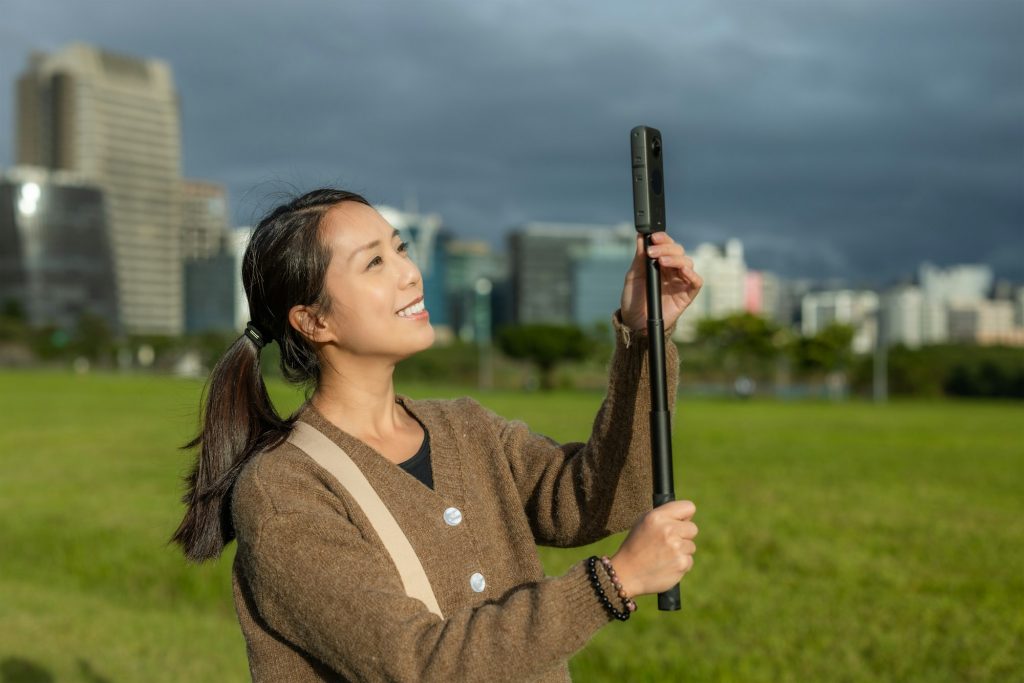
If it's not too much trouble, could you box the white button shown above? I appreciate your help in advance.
[470,572,486,593]
[443,507,463,526]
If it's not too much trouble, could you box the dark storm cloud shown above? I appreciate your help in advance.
[2,0,1021,281]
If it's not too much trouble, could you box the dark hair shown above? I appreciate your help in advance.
[172,188,371,561]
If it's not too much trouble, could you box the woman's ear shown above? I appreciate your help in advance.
[288,304,331,344]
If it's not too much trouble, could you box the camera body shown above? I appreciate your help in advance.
[630,125,666,234]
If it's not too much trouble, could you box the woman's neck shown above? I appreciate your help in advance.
[310,366,407,443]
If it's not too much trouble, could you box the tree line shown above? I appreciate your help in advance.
[2,303,1020,398]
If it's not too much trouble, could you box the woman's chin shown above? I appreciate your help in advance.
[399,322,436,356]
[418,324,436,349]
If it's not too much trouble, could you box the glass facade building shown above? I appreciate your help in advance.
[17,43,184,335]
[0,169,118,333]
[184,250,236,334]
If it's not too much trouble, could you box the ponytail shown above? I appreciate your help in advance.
[172,329,290,561]
[171,188,371,562]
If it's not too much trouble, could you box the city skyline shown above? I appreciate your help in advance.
[1,0,1021,283]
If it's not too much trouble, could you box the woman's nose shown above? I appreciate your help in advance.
[401,258,420,287]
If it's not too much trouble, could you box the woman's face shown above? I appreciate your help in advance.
[312,201,435,358]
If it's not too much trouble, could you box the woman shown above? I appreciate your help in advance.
[173,188,702,682]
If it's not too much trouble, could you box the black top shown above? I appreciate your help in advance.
[397,418,434,490]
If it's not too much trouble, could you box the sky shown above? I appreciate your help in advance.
[2,0,1022,283]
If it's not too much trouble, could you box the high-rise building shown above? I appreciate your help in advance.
[508,221,634,325]
[444,239,507,342]
[182,180,229,260]
[181,180,234,334]
[184,250,236,334]
[17,43,184,335]
[569,240,633,330]
[0,166,118,332]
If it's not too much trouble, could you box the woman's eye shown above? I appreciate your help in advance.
[398,241,409,254]
[368,255,383,268]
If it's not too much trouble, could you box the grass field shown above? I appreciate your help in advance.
[1,370,1021,682]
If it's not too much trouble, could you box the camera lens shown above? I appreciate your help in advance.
[651,137,661,158]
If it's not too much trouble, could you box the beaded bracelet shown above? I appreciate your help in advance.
[586,555,637,621]
[599,555,638,614]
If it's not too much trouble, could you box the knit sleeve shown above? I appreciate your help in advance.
[236,504,622,682]
[475,308,680,547]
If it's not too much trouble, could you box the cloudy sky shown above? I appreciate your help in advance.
[2,0,1022,282]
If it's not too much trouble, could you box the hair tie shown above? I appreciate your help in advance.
[244,321,272,349]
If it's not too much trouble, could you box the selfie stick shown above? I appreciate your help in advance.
[630,125,681,611]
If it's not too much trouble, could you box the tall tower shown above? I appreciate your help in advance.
[17,43,184,335]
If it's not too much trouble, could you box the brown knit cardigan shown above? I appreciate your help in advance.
[230,309,680,682]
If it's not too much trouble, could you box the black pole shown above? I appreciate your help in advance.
[630,125,680,611]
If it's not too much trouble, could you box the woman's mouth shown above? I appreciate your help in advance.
[396,298,429,320]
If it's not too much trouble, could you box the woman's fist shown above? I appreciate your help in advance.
[620,232,703,333]
[610,500,698,596]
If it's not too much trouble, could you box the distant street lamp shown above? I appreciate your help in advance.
[474,277,493,390]
[873,307,888,403]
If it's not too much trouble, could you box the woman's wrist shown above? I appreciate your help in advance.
[608,551,642,598]
[586,556,637,621]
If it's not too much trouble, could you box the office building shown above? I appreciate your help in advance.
[184,250,236,334]
[570,240,634,330]
[444,239,507,342]
[17,43,184,335]
[508,221,634,325]
[182,180,229,260]
[0,167,118,332]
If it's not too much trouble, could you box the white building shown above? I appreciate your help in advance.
[679,239,747,340]
[801,290,879,354]
[948,299,1022,345]
[881,285,947,348]
[919,263,993,304]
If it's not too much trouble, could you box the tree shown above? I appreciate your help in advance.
[495,323,593,390]
[71,312,114,362]
[793,323,855,375]
[0,299,29,344]
[695,313,783,378]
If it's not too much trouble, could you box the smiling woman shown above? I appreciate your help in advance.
[171,187,702,682]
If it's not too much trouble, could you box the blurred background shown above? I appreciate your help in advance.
[1,1,1021,681]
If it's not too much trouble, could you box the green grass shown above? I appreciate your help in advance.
[1,370,1021,682]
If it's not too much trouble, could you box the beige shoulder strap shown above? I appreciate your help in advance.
[287,421,443,618]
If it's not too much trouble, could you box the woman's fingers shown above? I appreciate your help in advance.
[652,254,693,271]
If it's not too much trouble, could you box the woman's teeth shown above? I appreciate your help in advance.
[397,301,425,317]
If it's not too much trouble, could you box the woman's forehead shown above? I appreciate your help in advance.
[322,203,398,253]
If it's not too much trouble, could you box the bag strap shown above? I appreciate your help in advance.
[287,420,444,618]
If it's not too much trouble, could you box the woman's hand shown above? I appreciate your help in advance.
[610,500,698,597]
[620,232,703,333]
